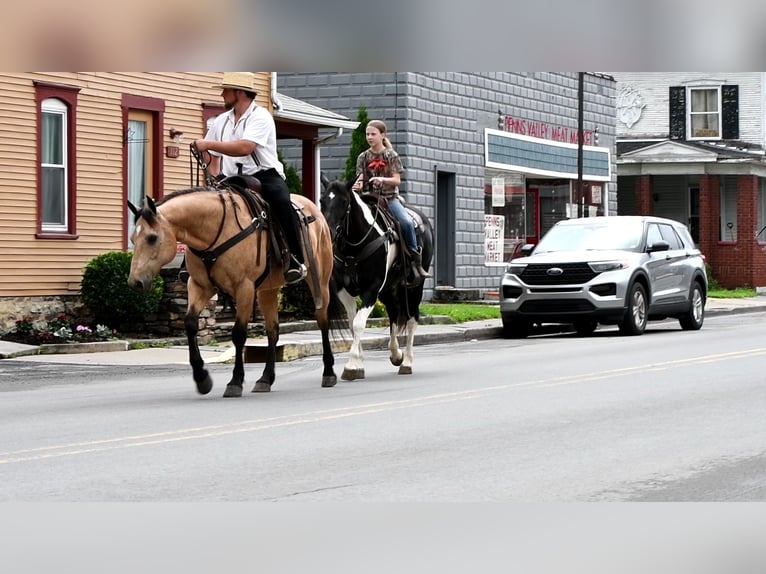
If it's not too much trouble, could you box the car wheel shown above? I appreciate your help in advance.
[679,281,705,330]
[502,316,530,339]
[618,282,647,336]
[573,320,598,336]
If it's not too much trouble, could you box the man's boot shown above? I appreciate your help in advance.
[411,247,431,279]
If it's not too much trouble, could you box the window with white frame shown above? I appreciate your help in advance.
[720,176,738,241]
[689,87,721,140]
[757,178,766,242]
[41,98,68,232]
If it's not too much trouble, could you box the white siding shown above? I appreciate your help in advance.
[610,73,764,146]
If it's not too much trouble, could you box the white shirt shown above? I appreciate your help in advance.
[205,102,285,178]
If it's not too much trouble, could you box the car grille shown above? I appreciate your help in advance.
[519,263,597,285]
[519,299,596,314]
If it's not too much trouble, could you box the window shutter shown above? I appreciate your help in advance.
[669,86,686,140]
[722,85,739,140]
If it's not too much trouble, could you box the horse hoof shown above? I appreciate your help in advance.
[341,368,365,381]
[390,354,404,367]
[322,375,338,388]
[252,381,271,393]
[223,383,243,398]
[398,365,413,375]
[195,374,213,395]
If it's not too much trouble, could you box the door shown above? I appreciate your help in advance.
[688,186,700,244]
[127,110,154,247]
[645,222,688,305]
[436,171,456,286]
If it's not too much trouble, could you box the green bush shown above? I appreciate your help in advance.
[279,280,316,320]
[80,251,164,329]
[705,263,722,291]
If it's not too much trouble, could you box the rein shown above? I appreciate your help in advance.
[333,191,393,268]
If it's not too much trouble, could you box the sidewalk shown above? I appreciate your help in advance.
[2,297,765,364]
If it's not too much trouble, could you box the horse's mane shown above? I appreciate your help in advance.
[156,186,217,206]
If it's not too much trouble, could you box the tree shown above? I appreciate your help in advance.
[343,104,370,181]
[278,149,302,195]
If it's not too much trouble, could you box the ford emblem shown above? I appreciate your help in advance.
[546,267,564,276]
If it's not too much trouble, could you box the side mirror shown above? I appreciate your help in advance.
[647,240,670,253]
[520,243,535,256]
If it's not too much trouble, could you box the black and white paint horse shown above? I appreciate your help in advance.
[320,176,434,380]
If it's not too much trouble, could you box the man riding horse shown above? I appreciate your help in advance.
[191,71,307,285]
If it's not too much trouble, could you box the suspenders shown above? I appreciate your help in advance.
[221,110,261,175]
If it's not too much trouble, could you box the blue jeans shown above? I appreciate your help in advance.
[387,197,417,251]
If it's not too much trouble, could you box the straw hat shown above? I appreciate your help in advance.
[213,72,257,92]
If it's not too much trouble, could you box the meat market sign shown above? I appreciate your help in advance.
[502,116,595,146]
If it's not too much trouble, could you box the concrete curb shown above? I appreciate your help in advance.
[3,301,766,362]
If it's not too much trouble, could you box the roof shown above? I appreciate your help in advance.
[618,139,766,161]
[273,92,359,131]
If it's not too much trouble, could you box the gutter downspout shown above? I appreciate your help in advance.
[271,72,281,111]
[314,128,344,204]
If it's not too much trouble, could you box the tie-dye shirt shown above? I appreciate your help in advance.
[355,148,404,198]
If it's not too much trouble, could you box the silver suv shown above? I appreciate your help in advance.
[499,215,707,337]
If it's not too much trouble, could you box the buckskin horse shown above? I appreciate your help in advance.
[320,176,434,380]
[127,181,340,397]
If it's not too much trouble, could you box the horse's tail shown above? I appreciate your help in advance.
[327,276,351,341]
[394,280,425,334]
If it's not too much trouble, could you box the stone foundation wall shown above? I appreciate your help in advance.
[0,268,228,339]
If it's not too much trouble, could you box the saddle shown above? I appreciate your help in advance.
[218,175,321,301]
[360,192,427,286]
[220,175,292,268]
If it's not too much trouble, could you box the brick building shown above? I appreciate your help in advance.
[611,73,766,289]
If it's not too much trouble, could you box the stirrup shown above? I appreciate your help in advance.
[284,263,307,285]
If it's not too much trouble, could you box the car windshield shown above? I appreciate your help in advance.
[535,220,644,253]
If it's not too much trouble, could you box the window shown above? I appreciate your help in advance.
[35,82,80,238]
[646,223,663,248]
[689,87,721,139]
[757,178,766,242]
[41,99,67,231]
[658,224,683,249]
[669,85,739,141]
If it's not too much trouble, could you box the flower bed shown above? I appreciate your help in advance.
[0,314,117,346]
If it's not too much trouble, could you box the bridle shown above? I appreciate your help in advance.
[330,187,393,267]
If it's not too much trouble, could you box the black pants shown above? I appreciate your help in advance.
[256,168,303,264]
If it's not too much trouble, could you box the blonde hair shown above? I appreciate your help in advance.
[367,120,393,149]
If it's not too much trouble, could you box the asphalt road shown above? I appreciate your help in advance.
[2,311,766,502]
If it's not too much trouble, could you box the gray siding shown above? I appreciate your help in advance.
[278,72,617,293]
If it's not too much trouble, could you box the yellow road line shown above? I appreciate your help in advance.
[3,347,765,465]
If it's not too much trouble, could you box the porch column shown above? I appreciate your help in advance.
[698,175,718,264]
[636,175,653,215]
[738,175,759,286]
[301,139,316,202]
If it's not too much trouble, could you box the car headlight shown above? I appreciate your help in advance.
[505,263,527,276]
[589,261,628,272]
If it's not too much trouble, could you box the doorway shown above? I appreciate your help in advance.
[127,110,154,248]
[436,171,456,286]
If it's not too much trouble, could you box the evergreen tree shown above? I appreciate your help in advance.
[343,105,370,181]
[278,149,303,195]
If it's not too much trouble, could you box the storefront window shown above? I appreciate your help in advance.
[483,171,606,264]
[484,171,526,264]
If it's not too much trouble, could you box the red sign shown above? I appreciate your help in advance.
[503,116,594,146]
